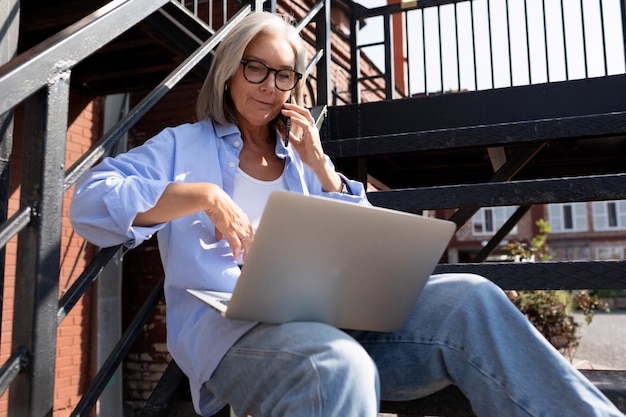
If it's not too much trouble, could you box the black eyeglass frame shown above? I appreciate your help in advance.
[240,59,303,91]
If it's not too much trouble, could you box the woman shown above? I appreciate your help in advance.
[70,11,624,417]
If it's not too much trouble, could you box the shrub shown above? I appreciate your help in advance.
[504,219,609,361]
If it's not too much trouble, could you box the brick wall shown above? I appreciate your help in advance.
[55,92,102,417]
[0,91,101,417]
[283,0,387,105]
[0,104,22,417]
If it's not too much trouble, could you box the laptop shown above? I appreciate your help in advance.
[187,190,455,332]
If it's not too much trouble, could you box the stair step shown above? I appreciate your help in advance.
[140,362,626,416]
[367,173,626,211]
[379,370,626,416]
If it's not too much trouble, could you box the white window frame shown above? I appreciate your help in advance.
[472,206,518,236]
[548,203,588,233]
[592,200,626,231]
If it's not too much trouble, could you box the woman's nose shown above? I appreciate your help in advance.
[260,71,277,90]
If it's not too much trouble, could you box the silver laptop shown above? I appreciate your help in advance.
[187,190,455,332]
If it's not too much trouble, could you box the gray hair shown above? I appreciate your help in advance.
[196,12,307,125]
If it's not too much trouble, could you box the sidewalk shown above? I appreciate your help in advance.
[572,310,626,370]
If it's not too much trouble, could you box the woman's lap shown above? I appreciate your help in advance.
[206,273,624,417]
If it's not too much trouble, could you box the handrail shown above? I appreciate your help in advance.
[305,49,325,79]
[0,206,31,249]
[0,347,28,397]
[0,0,170,116]
[57,245,123,324]
[70,278,166,417]
[296,0,324,32]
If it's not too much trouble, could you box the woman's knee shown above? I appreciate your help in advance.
[247,322,378,386]
[211,322,379,414]
[260,323,380,413]
[291,323,379,387]
[310,328,380,413]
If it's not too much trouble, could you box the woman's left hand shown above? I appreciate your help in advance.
[281,102,343,193]
[281,101,326,169]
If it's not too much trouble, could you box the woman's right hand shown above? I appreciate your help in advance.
[204,185,254,262]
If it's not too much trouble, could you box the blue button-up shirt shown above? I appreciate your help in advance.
[70,119,368,415]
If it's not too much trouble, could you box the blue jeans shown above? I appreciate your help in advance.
[204,274,624,417]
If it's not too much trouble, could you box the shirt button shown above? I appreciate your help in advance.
[234,141,240,147]
[228,162,235,168]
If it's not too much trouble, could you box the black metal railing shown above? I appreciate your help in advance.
[347,0,626,102]
[0,0,333,415]
[0,2,172,415]
[0,0,235,415]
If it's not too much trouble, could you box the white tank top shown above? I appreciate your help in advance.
[232,167,288,230]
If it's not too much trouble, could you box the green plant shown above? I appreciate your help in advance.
[507,289,578,359]
[503,219,609,361]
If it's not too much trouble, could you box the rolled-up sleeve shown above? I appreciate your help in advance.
[70,131,177,248]
[310,156,370,206]
[71,174,170,248]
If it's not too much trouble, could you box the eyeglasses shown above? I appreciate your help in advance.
[240,59,302,91]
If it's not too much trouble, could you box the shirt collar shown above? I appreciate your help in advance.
[212,119,291,160]
[212,120,240,139]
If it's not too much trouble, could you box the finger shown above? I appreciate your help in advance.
[241,233,254,262]
[290,119,315,142]
[232,225,255,260]
[226,231,244,260]
[282,105,315,130]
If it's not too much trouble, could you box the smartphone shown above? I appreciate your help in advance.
[284,95,292,146]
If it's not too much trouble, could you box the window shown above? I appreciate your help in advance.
[593,200,626,231]
[548,203,588,232]
[472,207,518,235]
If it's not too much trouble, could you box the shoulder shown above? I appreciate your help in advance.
[140,120,218,153]
[157,120,216,141]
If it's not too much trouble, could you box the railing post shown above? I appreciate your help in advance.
[348,4,368,187]
[9,74,70,417]
[621,0,626,70]
[0,0,20,347]
[349,5,362,104]
[315,0,331,107]
[383,10,394,100]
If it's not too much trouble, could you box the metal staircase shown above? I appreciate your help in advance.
[0,1,260,415]
[1,0,625,416]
